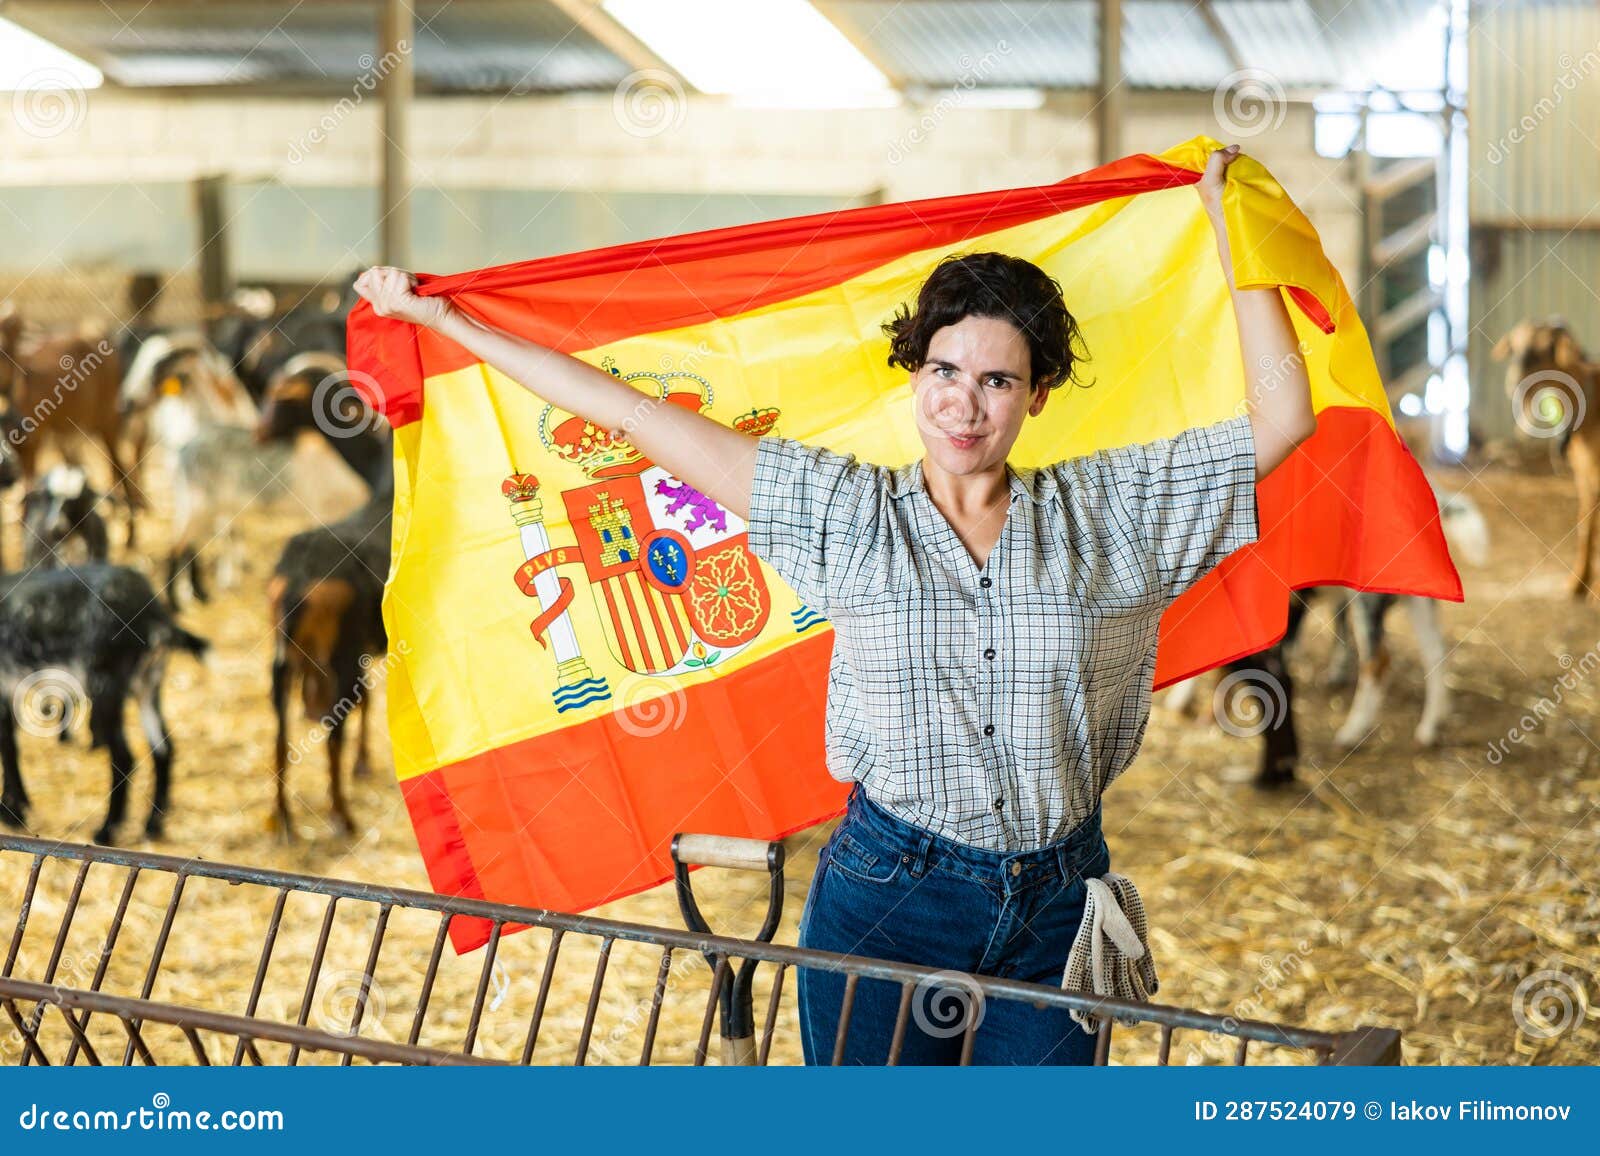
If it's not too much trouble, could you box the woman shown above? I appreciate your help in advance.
[354,142,1315,1066]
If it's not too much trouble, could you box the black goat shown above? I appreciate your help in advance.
[266,477,391,837]
[257,374,392,839]
[209,278,353,405]
[21,464,110,570]
[0,565,208,843]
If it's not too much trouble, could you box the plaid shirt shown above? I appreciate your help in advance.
[746,414,1259,852]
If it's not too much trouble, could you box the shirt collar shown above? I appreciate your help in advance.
[890,457,1058,505]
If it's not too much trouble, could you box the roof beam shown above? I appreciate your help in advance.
[812,0,906,91]
[543,0,688,86]
[1198,0,1246,74]
[1097,0,1123,164]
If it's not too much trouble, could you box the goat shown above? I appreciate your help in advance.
[21,464,110,570]
[18,464,109,748]
[208,280,353,405]
[1165,487,1488,780]
[0,401,18,491]
[257,376,392,840]
[1164,593,1310,789]
[0,303,140,546]
[0,564,208,844]
[256,352,390,489]
[119,331,292,605]
[266,476,391,838]
[1314,488,1489,750]
[1491,317,1600,598]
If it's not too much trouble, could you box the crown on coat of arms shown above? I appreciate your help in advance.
[539,359,715,480]
[502,473,541,501]
[733,407,779,437]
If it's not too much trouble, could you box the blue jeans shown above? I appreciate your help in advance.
[796,784,1112,1065]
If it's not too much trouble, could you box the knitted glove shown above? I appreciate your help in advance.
[1060,872,1160,1034]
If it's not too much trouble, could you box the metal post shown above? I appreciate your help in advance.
[1097,0,1123,165]
[194,174,230,313]
[379,0,414,267]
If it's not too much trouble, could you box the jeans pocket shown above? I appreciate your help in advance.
[826,826,905,885]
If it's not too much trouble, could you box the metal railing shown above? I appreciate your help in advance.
[0,833,1400,1066]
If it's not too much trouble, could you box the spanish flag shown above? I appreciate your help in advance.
[349,135,1461,949]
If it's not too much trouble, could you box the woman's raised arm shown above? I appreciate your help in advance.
[1197,145,1317,480]
[354,266,762,519]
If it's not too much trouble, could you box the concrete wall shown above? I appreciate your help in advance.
[0,88,1358,323]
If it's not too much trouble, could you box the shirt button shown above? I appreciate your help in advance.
[983,723,995,736]
[1010,862,1023,877]
[979,576,992,588]
[983,647,995,660]
[992,797,1003,811]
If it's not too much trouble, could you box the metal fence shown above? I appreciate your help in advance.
[0,833,1401,1067]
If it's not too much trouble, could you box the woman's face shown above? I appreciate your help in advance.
[911,314,1049,479]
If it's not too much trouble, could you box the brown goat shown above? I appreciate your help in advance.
[0,304,142,546]
[1492,318,1600,598]
[266,573,376,838]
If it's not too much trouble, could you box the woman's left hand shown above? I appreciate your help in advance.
[1197,143,1242,215]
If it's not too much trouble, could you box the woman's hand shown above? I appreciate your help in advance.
[353,266,452,330]
[1197,143,1241,216]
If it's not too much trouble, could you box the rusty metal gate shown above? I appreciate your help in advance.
[0,833,1400,1067]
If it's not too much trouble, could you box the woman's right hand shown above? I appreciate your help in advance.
[353,266,452,329]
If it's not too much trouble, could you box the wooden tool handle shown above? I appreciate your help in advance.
[672,833,780,871]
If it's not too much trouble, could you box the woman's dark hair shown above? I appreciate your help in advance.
[882,251,1089,391]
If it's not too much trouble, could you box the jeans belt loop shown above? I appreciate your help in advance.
[910,831,933,877]
[1057,840,1084,882]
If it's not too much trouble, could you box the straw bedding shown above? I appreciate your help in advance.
[2,454,1596,1065]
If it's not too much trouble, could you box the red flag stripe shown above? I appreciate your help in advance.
[350,153,1226,428]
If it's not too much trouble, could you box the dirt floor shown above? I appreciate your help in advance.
[2,448,1597,1066]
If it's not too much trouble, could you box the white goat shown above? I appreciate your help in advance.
[120,332,304,604]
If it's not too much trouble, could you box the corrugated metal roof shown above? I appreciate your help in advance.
[824,1,1100,89]
[4,0,632,92]
[4,0,1449,94]
[826,0,1448,92]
